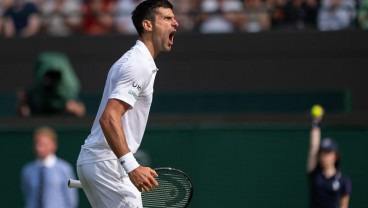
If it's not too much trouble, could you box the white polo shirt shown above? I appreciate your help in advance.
[77,40,158,165]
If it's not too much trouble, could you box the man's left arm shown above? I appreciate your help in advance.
[100,98,158,192]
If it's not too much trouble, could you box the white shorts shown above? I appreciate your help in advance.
[77,159,142,208]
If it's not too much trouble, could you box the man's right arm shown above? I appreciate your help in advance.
[99,98,131,158]
[99,98,158,192]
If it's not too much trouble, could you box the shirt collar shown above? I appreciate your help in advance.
[135,40,159,72]
[37,154,57,168]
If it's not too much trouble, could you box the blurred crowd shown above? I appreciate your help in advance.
[0,0,367,37]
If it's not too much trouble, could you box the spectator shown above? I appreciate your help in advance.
[304,0,320,28]
[114,0,141,34]
[81,0,115,35]
[21,126,78,208]
[268,0,287,29]
[358,0,368,29]
[171,0,199,32]
[2,0,41,37]
[40,0,82,36]
[241,0,271,32]
[283,0,319,30]
[16,51,86,117]
[198,0,242,33]
[223,0,245,31]
[317,0,355,31]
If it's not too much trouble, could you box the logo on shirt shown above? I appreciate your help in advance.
[128,90,138,100]
[132,82,142,91]
[332,180,340,191]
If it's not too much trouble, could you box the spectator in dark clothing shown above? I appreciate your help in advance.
[283,0,319,30]
[269,0,288,29]
[2,0,41,37]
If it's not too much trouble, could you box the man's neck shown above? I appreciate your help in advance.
[38,154,57,167]
[139,37,158,59]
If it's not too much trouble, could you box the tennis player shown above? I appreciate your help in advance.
[76,0,179,207]
[307,114,352,208]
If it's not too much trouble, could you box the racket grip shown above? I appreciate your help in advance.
[68,179,83,189]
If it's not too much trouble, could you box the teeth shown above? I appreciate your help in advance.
[169,32,174,42]
[169,31,176,44]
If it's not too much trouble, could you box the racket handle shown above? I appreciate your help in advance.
[68,179,83,189]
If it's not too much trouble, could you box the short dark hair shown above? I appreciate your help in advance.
[132,0,174,36]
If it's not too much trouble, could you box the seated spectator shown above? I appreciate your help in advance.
[2,0,41,37]
[283,0,319,30]
[223,0,245,32]
[304,0,319,28]
[81,0,115,35]
[198,0,242,33]
[17,51,86,117]
[317,0,355,31]
[358,0,368,29]
[171,0,199,32]
[268,0,287,29]
[241,0,271,32]
[41,0,82,36]
[114,0,140,35]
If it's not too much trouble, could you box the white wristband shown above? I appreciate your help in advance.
[119,152,140,173]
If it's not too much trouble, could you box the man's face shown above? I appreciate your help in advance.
[151,7,179,53]
[34,133,56,160]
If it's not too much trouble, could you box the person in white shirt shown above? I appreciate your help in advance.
[76,0,179,207]
[114,0,141,34]
[317,0,355,31]
[41,0,82,36]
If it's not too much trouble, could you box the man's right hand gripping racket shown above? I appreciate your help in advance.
[68,167,193,208]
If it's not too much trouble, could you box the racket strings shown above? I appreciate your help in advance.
[142,170,192,208]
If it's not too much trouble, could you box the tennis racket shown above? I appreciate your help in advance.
[68,167,193,208]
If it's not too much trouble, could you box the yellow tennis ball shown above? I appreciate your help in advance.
[311,104,324,118]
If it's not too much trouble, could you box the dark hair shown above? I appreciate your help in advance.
[131,0,174,36]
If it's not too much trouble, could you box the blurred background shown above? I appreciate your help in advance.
[1,0,368,207]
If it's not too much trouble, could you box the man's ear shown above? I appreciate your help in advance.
[142,20,153,32]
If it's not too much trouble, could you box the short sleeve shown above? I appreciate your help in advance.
[109,64,149,108]
[340,175,352,196]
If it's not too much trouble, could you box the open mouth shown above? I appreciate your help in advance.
[169,31,176,45]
